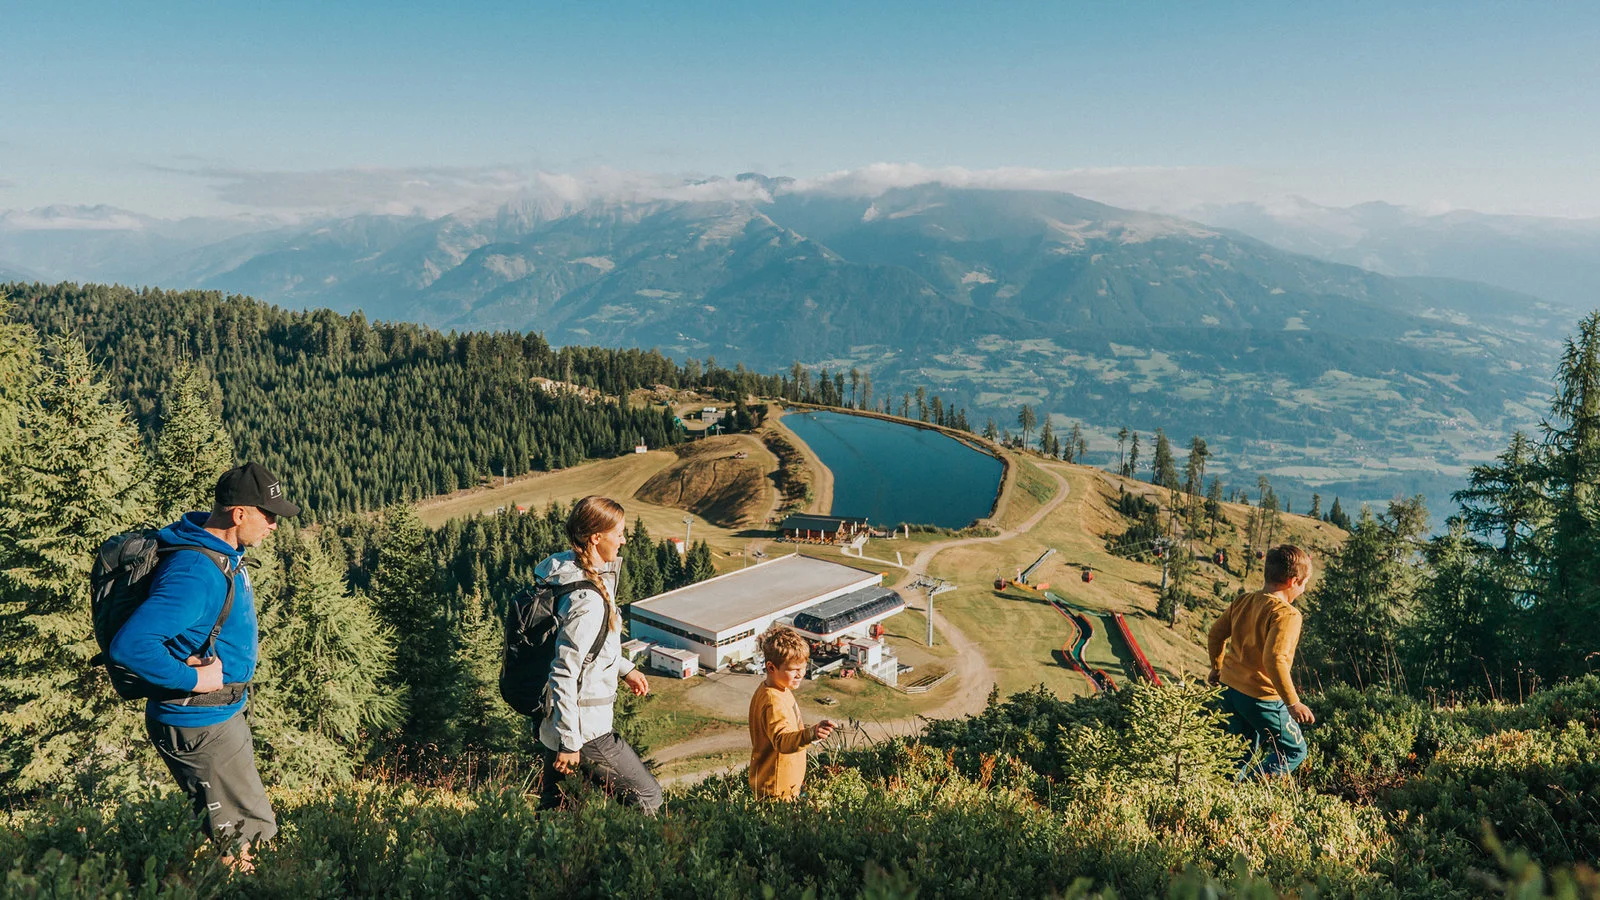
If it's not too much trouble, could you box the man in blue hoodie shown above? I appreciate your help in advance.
[109,462,299,870]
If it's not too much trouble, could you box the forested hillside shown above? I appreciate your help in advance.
[7,282,712,516]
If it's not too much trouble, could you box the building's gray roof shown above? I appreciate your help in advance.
[630,554,880,635]
[780,513,870,531]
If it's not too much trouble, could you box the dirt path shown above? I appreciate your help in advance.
[766,408,835,515]
[655,461,1074,785]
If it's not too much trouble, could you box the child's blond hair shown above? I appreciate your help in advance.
[758,625,810,669]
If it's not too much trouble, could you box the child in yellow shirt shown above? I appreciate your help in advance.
[1207,543,1316,779]
[748,625,836,800]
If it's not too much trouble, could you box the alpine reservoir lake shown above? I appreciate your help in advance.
[780,410,1004,529]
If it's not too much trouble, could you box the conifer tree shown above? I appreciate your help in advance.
[1183,436,1209,496]
[0,335,152,800]
[0,299,37,454]
[618,518,663,604]
[452,590,527,755]
[1126,432,1140,478]
[1204,478,1225,537]
[149,361,234,524]
[1063,681,1241,790]
[1017,405,1036,448]
[252,526,401,787]
[686,540,716,583]
[368,505,462,754]
[1151,429,1179,490]
[1301,499,1428,688]
[1037,419,1055,458]
[1326,496,1352,530]
[1405,519,1522,696]
[1531,312,1600,677]
[1455,430,1544,556]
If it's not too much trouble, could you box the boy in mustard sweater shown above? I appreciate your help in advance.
[1207,544,1316,779]
[748,626,836,800]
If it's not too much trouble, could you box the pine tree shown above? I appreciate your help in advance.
[1151,429,1179,490]
[1016,405,1037,448]
[1531,312,1600,678]
[1301,499,1428,688]
[149,361,235,524]
[1037,419,1055,458]
[1116,427,1129,475]
[452,589,527,755]
[1183,436,1209,496]
[1063,681,1241,790]
[1326,496,1352,530]
[1126,432,1140,478]
[686,540,716,584]
[1405,519,1522,696]
[0,335,153,800]
[1455,430,1545,556]
[368,505,463,755]
[1309,493,1322,520]
[252,526,401,787]
[0,298,38,454]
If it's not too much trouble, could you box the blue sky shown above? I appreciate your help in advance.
[4,1,1598,217]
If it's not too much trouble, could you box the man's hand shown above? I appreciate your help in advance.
[623,669,650,697]
[1288,702,1315,724]
[1206,668,1221,686]
[186,655,224,693]
[554,750,580,775]
[812,719,837,742]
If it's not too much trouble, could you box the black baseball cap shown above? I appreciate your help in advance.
[214,462,301,518]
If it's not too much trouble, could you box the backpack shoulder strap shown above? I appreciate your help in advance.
[159,544,242,662]
[554,579,609,663]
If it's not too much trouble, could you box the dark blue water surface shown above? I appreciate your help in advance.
[781,410,1004,529]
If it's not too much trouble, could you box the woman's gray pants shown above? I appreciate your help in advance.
[539,731,662,815]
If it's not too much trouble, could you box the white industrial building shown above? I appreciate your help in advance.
[627,553,906,670]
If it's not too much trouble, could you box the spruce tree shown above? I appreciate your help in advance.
[252,526,401,787]
[368,505,462,755]
[452,588,527,755]
[149,361,234,524]
[1151,429,1179,490]
[686,540,716,583]
[1301,499,1427,688]
[1455,430,1545,556]
[1406,519,1522,696]
[1533,312,1600,678]
[0,298,38,454]
[1327,496,1352,530]
[1016,405,1036,447]
[0,335,153,800]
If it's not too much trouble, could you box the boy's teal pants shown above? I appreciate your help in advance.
[1220,686,1307,779]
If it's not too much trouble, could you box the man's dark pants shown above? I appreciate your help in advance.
[146,711,277,846]
[1220,686,1308,780]
[538,731,662,815]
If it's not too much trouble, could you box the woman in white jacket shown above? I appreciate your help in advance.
[537,495,662,814]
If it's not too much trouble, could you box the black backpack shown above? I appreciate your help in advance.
[89,530,240,701]
[499,579,609,718]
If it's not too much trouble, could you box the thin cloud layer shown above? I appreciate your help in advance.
[10,162,1440,223]
[175,165,774,219]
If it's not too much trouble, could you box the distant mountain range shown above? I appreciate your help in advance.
[1,182,1583,512]
[1185,198,1600,310]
